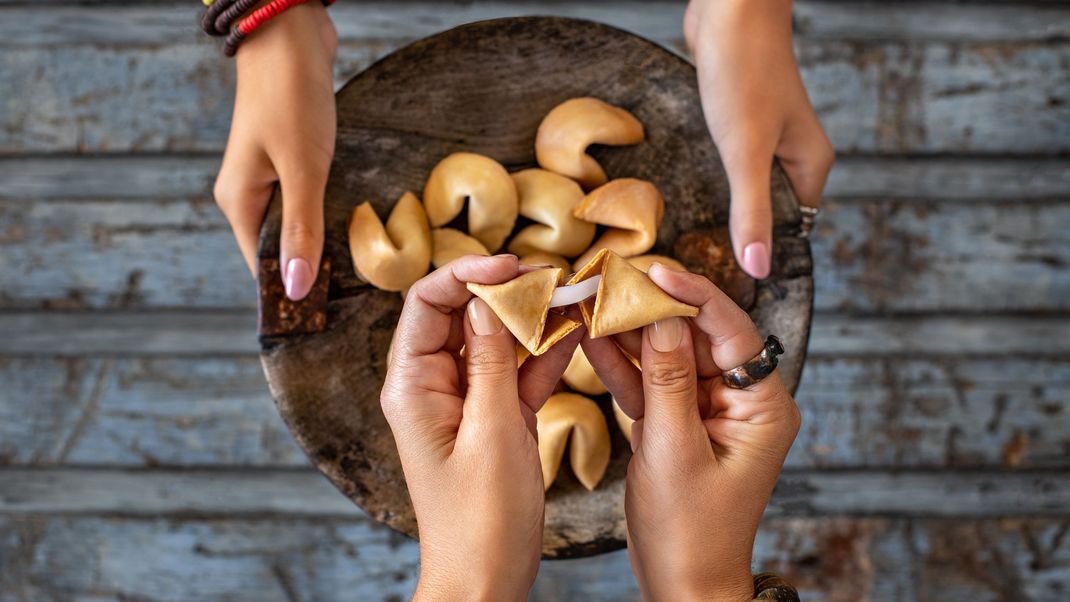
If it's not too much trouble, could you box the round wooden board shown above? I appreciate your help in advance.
[257,16,813,559]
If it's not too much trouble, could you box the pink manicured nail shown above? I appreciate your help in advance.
[284,258,314,301]
[742,242,771,279]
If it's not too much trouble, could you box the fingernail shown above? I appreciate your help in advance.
[648,317,684,352]
[284,258,314,301]
[468,297,503,336]
[742,242,771,279]
[629,420,643,453]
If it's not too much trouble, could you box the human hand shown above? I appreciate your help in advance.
[685,0,834,279]
[380,255,582,601]
[582,265,801,600]
[213,2,337,299]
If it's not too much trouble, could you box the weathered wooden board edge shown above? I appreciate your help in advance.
[3,514,1070,601]
[4,156,1066,202]
[2,355,1065,470]
[1,2,1067,45]
[4,311,1070,356]
[3,467,1069,518]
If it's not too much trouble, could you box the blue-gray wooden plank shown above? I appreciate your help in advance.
[1,516,1068,601]
[0,356,1066,470]
[3,468,1068,517]
[2,312,1068,357]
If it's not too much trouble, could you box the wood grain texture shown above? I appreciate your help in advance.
[6,156,1066,202]
[0,356,1066,470]
[3,311,1067,357]
[1,516,1069,601]
[0,0,1066,594]
[810,200,1070,313]
[0,5,1067,153]
[3,195,1066,312]
[0,358,304,467]
[789,358,1070,470]
[255,16,810,558]
[2,468,1068,517]
[5,2,1066,47]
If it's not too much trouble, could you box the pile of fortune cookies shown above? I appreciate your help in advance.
[348,97,708,493]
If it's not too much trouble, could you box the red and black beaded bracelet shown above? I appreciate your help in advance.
[200,0,335,55]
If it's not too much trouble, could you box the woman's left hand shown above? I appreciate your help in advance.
[381,254,581,601]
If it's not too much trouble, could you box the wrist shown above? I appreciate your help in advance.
[644,558,753,602]
[234,0,336,60]
[415,551,532,602]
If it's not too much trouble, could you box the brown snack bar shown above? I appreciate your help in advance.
[257,257,331,338]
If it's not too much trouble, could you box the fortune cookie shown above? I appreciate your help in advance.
[516,345,532,368]
[572,179,664,269]
[466,268,582,356]
[507,169,596,258]
[537,392,611,491]
[568,249,698,338]
[423,152,518,252]
[535,98,645,190]
[628,254,687,273]
[347,192,432,292]
[431,227,489,268]
[562,346,608,396]
[520,252,571,272]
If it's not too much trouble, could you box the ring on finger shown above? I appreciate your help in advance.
[721,335,785,389]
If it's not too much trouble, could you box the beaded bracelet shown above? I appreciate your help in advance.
[753,572,801,602]
[200,0,335,55]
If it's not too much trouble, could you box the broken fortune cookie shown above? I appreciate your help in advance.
[466,267,582,356]
[568,249,698,338]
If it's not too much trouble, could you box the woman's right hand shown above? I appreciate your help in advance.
[582,265,801,601]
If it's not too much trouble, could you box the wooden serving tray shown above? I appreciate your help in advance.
[256,16,813,559]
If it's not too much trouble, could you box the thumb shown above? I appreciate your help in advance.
[722,146,775,280]
[463,297,521,424]
[277,168,326,301]
[639,317,706,448]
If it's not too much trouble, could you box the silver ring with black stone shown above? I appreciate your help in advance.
[799,205,819,238]
[721,335,785,389]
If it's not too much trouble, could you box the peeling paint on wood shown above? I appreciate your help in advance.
[0,358,303,467]
[1,468,1068,517]
[2,312,1068,357]
[0,0,1067,594]
[1,516,1068,601]
[0,356,1065,470]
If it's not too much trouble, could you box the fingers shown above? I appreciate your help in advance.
[580,333,643,418]
[518,324,584,414]
[648,264,763,369]
[776,106,835,209]
[276,163,327,301]
[393,255,519,366]
[462,297,521,425]
[721,143,775,279]
[213,139,276,276]
[639,317,706,446]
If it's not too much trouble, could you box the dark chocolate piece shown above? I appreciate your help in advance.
[257,257,331,337]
